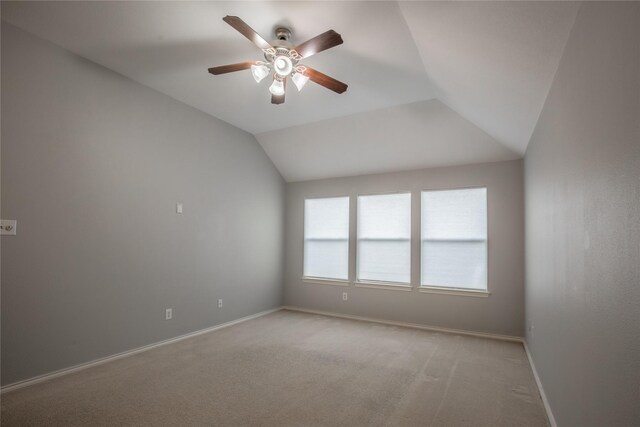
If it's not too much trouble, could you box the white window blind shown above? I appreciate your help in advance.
[303,197,350,280]
[357,193,411,284]
[421,188,487,290]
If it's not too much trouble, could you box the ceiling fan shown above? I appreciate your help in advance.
[208,16,348,105]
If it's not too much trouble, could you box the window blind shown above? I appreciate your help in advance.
[303,197,350,280]
[357,193,411,284]
[421,188,487,290]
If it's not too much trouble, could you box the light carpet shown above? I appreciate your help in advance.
[1,309,548,426]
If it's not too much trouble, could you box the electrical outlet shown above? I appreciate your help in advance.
[176,203,183,214]
[528,320,534,333]
[165,308,173,320]
[342,292,348,301]
[218,299,223,308]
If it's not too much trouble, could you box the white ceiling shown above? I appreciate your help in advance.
[258,99,520,182]
[1,1,580,182]
[398,1,579,154]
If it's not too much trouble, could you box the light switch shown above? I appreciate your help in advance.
[176,203,183,214]
[1,220,17,236]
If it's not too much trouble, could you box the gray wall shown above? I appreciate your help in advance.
[285,160,524,337]
[524,3,640,427]
[1,23,284,386]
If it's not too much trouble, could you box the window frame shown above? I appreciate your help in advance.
[355,190,413,288]
[302,195,351,284]
[419,186,490,295]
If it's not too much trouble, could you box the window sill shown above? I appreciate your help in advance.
[418,286,490,298]
[354,281,412,291]
[302,277,350,287]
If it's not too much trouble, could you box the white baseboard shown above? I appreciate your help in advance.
[282,306,523,343]
[523,340,557,427]
[1,307,283,394]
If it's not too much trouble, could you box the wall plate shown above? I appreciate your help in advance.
[1,220,17,235]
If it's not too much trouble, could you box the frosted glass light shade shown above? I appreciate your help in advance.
[292,72,309,91]
[250,64,270,83]
[273,56,293,77]
[269,78,285,96]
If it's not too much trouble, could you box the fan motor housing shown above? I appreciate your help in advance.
[275,27,291,41]
[270,27,294,50]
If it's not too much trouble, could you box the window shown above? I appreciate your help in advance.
[421,188,487,290]
[357,193,411,284]
[303,197,350,280]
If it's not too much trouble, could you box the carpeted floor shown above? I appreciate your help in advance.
[1,310,548,426]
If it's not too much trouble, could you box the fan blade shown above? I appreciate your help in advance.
[208,62,257,75]
[294,30,343,59]
[271,78,286,105]
[223,16,272,51]
[302,67,348,94]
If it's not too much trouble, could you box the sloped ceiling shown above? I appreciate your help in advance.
[1,1,580,182]
[398,1,579,154]
[258,99,520,182]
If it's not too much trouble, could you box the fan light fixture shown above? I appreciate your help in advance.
[292,72,309,91]
[251,63,270,83]
[273,56,293,77]
[269,78,285,96]
[208,16,348,104]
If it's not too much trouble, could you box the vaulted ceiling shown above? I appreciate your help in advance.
[1,1,580,182]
